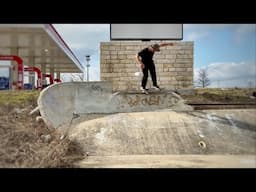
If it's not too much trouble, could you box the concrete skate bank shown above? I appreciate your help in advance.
[69,110,256,156]
[37,82,256,168]
[38,81,192,130]
[69,109,255,168]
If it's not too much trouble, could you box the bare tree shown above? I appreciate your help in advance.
[70,73,84,82]
[198,68,210,88]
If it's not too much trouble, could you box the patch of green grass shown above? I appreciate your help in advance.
[0,90,40,106]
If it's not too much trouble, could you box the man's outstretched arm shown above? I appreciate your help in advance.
[159,42,174,47]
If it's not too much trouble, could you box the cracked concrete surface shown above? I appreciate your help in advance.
[38,82,256,168]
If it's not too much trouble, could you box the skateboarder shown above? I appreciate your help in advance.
[135,42,174,94]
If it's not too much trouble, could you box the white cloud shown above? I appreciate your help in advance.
[194,61,256,88]
[184,24,233,30]
[89,66,100,81]
[184,24,256,42]
[234,24,256,34]
[53,24,110,67]
[53,24,109,51]
[183,24,248,31]
[83,65,100,81]
[54,24,109,33]
[233,24,256,43]
[61,65,100,82]
[186,31,209,41]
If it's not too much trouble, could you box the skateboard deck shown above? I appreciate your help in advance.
[141,88,166,94]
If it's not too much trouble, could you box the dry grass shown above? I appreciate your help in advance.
[0,88,255,167]
[0,91,84,168]
[182,88,256,104]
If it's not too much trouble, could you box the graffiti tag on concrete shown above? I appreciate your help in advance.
[91,84,103,95]
[124,94,179,107]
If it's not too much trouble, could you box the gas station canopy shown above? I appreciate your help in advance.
[0,24,84,73]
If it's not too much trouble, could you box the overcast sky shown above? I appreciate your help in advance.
[1,24,255,88]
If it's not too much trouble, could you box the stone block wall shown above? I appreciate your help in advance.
[100,41,193,91]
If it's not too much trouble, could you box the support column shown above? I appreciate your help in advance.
[52,50,58,81]
[57,71,61,79]
[28,56,35,89]
[10,34,18,90]
[28,35,35,89]
[8,67,11,89]
[41,62,46,86]
[50,63,55,82]
[40,36,47,86]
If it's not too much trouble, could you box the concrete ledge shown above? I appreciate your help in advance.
[37,82,191,130]
[77,155,256,168]
[176,88,195,95]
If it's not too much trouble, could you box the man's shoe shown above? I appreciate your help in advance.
[152,85,161,91]
[140,87,149,94]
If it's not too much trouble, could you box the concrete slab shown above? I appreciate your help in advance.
[68,110,256,156]
[38,82,192,130]
[37,82,256,168]
[77,155,256,168]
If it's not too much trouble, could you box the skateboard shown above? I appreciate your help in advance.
[141,87,165,94]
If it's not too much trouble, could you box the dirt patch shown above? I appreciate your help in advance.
[0,91,84,168]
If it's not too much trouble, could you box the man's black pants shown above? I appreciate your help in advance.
[141,63,157,89]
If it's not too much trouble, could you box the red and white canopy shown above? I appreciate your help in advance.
[0,24,83,73]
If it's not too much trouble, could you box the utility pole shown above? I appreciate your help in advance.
[248,80,252,89]
[85,55,90,81]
